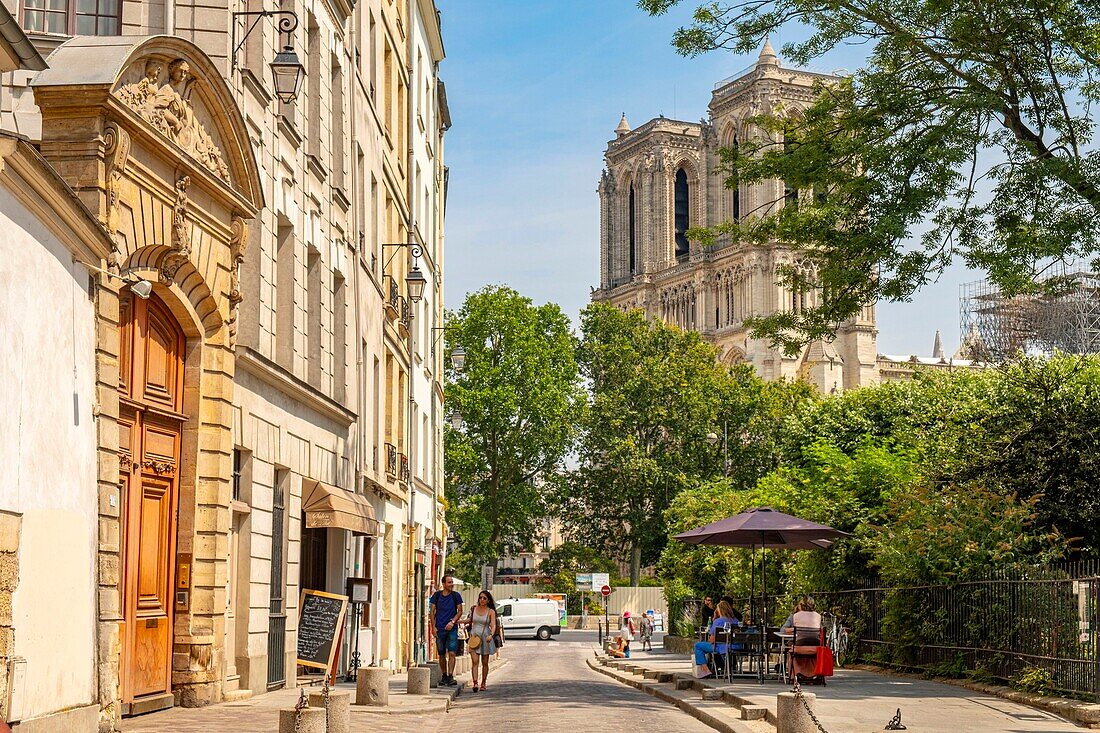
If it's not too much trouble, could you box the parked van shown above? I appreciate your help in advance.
[496,598,562,640]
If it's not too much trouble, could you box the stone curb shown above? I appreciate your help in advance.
[849,663,1100,730]
[587,655,760,733]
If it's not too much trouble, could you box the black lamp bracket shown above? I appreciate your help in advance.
[232,10,299,70]
[381,242,423,271]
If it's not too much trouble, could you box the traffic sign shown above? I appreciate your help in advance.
[600,584,612,597]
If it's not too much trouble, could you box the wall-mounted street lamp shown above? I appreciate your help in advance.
[431,327,465,373]
[449,412,464,430]
[381,241,427,303]
[231,10,305,104]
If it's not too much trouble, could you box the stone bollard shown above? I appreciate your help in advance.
[777,691,818,733]
[309,690,350,733]
[407,666,431,695]
[355,667,390,706]
[278,707,325,733]
[419,663,442,688]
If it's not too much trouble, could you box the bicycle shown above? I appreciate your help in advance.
[822,612,850,667]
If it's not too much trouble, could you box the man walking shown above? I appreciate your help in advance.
[429,575,464,686]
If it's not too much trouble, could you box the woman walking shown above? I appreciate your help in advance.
[465,590,499,691]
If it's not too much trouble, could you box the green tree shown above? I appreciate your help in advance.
[641,0,1100,352]
[563,304,730,584]
[444,286,584,579]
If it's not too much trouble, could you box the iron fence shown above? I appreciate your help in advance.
[809,561,1100,700]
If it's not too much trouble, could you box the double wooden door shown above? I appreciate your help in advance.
[118,293,187,708]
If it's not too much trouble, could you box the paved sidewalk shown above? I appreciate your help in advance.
[120,672,461,732]
[601,648,1085,733]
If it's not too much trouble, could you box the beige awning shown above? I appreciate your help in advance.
[302,479,381,537]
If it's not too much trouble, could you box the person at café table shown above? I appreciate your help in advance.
[693,600,742,678]
[781,596,823,646]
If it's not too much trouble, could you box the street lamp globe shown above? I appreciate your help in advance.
[406,265,427,303]
[706,432,719,445]
[269,46,305,104]
[449,412,464,430]
[450,345,466,372]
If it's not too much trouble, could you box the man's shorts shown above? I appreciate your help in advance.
[435,626,458,655]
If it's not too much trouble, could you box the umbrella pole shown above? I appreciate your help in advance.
[750,544,756,620]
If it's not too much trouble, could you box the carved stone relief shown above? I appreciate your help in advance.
[116,57,231,183]
[160,175,191,283]
[226,216,249,347]
[102,124,131,268]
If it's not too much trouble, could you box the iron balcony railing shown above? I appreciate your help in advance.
[399,454,410,484]
[384,442,398,477]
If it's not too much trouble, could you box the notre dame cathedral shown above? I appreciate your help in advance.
[592,41,880,392]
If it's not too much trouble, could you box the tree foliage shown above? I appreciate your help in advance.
[659,359,1100,619]
[562,304,730,583]
[642,0,1100,352]
[443,286,584,580]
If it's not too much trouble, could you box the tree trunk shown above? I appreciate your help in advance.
[630,543,641,586]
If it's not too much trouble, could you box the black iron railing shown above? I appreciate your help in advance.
[399,453,410,484]
[385,442,398,477]
[795,561,1100,699]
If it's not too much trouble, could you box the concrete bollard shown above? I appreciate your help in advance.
[420,662,442,688]
[279,707,325,733]
[777,691,818,733]
[407,666,431,695]
[355,667,390,706]
[309,690,350,733]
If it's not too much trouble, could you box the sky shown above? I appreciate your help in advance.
[438,0,980,356]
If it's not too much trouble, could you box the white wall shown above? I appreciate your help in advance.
[0,187,97,721]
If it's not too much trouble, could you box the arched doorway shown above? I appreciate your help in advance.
[117,291,186,709]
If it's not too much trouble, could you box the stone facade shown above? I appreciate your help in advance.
[0,0,449,730]
[592,43,878,391]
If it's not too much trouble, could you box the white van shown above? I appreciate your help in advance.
[495,598,562,640]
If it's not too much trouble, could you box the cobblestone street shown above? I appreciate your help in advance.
[438,640,715,733]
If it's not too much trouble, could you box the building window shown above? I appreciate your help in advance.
[628,184,637,275]
[232,449,243,502]
[674,168,690,261]
[729,134,740,222]
[23,0,120,35]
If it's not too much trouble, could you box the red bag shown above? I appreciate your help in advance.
[813,647,834,677]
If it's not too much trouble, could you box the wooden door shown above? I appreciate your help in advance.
[118,293,186,707]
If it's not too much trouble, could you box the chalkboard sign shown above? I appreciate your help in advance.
[296,589,348,671]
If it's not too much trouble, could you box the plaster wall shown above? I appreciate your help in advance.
[0,187,97,722]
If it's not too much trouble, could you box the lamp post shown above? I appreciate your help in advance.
[231,10,305,104]
[706,420,729,477]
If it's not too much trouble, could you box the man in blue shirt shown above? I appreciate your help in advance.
[429,575,464,686]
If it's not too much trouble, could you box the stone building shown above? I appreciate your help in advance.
[592,42,877,391]
[0,0,449,729]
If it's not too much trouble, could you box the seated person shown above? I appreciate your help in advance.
[781,596,823,646]
[692,600,741,678]
[782,597,825,682]
[605,635,629,658]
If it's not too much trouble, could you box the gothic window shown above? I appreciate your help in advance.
[729,134,740,222]
[628,184,637,274]
[674,168,690,261]
[22,0,120,34]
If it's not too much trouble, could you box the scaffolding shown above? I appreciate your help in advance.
[960,272,1100,362]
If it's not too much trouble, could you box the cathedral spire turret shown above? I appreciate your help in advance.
[615,113,631,138]
[933,330,945,359]
[757,37,779,66]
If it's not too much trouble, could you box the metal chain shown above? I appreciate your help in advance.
[294,688,307,733]
[791,677,831,733]
[885,707,907,730]
[322,677,331,732]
